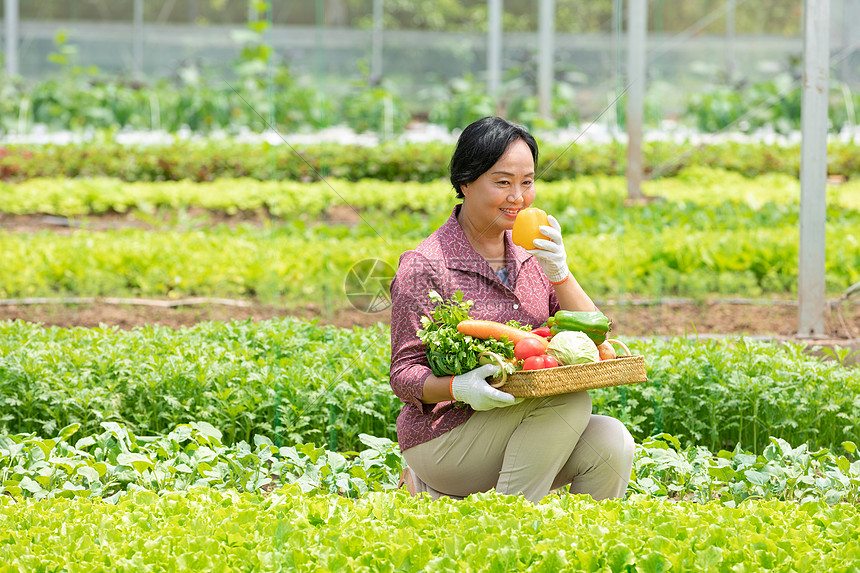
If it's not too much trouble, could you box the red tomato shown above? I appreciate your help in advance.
[530,327,552,338]
[522,354,559,370]
[515,338,546,361]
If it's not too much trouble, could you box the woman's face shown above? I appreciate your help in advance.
[460,138,536,233]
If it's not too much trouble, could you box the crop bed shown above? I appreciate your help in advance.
[1,317,857,453]
[2,488,858,572]
[1,415,859,572]
[1,170,858,309]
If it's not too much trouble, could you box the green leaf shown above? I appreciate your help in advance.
[651,433,681,450]
[253,434,274,448]
[300,443,324,463]
[75,436,96,449]
[2,485,22,496]
[116,453,154,474]
[745,469,770,486]
[326,451,348,473]
[606,544,634,572]
[358,434,395,453]
[637,551,672,573]
[58,423,81,442]
[77,466,100,483]
[191,421,223,443]
[19,476,44,494]
[34,439,55,458]
[708,464,737,482]
[695,546,723,568]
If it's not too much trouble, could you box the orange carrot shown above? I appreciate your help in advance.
[457,320,549,350]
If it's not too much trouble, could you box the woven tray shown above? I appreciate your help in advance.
[485,339,647,398]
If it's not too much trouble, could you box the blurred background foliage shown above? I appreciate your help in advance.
[2,0,856,136]
[14,0,802,35]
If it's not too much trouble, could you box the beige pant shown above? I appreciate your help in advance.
[402,391,635,504]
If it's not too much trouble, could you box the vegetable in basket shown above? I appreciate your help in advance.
[416,290,518,378]
[521,354,559,370]
[458,320,549,350]
[530,326,552,339]
[548,310,612,345]
[596,340,617,361]
[514,338,547,361]
[546,330,599,365]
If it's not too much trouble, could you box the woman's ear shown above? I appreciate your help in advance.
[460,183,470,197]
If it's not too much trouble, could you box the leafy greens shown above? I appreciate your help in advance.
[416,290,519,377]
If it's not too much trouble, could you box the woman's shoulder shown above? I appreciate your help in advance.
[397,244,442,277]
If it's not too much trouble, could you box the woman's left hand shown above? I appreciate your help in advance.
[526,215,570,283]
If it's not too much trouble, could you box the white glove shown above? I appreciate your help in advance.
[526,215,570,283]
[451,364,522,411]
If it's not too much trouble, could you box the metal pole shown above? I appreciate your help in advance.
[842,0,854,85]
[537,0,555,120]
[133,0,144,79]
[4,0,19,77]
[626,0,646,200]
[613,0,623,130]
[266,1,274,127]
[371,0,383,85]
[315,0,325,83]
[798,0,830,338]
[487,0,502,98]
[726,0,736,82]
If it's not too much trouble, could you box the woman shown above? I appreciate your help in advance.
[389,116,634,503]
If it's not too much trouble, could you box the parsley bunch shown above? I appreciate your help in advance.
[416,290,518,377]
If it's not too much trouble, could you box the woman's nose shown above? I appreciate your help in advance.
[508,188,525,203]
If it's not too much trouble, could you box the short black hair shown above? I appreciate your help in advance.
[449,116,539,199]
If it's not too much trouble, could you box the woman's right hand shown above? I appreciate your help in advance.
[450,364,522,411]
[527,215,570,284]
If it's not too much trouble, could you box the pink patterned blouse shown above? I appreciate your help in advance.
[389,205,561,451]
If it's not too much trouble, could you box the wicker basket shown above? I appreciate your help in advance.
[484,339,647,398]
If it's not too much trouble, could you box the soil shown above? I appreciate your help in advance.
[6,298,857,365]
[2,298,857,340]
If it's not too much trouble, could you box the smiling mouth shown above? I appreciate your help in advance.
[500,208,520,215]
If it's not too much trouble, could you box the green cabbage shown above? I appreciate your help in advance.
[546,331,599,365]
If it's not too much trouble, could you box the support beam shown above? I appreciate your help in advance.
[370,0,383,85]
[625,0,646,200]
[133,0,144,79]
[537,0,555,120]
[842,0,857,85]
[726,0,736,81]
[612,0,623,130]
[797,0,830,338]
[315,0,325,81]
[4,0,19,77]
[487,0,502,98]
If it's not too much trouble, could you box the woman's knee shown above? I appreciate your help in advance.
[548,391,593,436]
[589,415,635,466]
